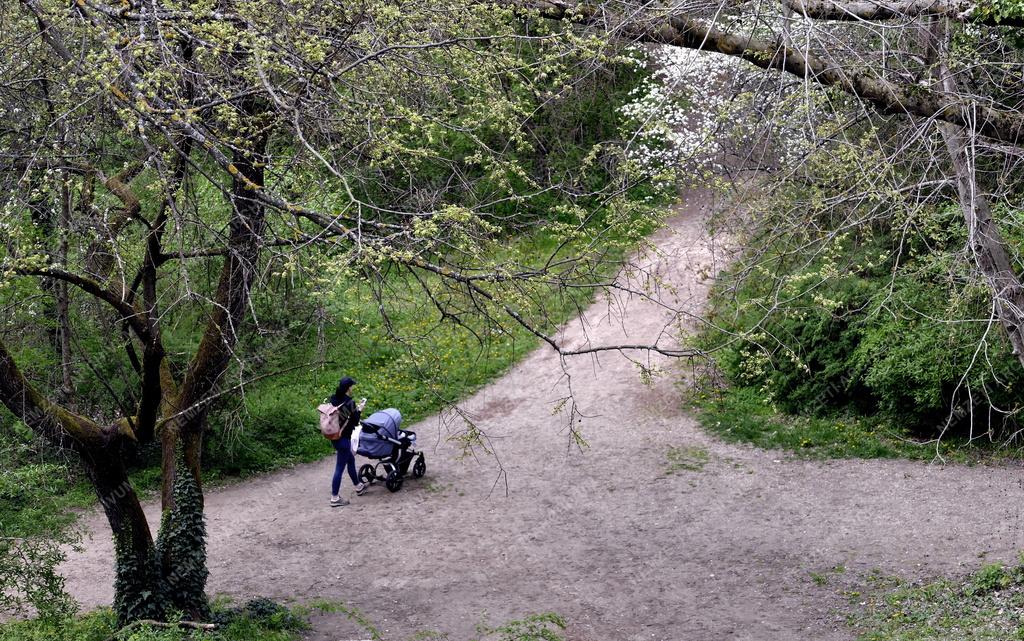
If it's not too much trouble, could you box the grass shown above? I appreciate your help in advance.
[809,564,846,587]
[810,571,830,586]
[851,560,1024,641]
[0,598,306,641]
[691,386,1003,463]
[297,601,565,640]
[664,445,710,473]
[473,612,567,641]
[0,599,567,641]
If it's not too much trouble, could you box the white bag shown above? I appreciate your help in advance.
[350,424,362,455]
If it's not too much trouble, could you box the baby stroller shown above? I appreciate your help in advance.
[355,408,426,492]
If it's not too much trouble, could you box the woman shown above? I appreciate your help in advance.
[329,376,367,506]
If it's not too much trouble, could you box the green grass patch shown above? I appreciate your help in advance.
[0,598,305,641]
[664,445,710,473]
[693,386,1000,462]
[809,564,846,587]
[473,612,566,641]
[0,599,567,641]
[853,560,1024,641]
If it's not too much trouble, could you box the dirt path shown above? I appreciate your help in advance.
[62,189,1024,641]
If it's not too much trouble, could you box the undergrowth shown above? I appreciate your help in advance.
[0,598,305,641]
[0,600,566,641]
[696,198,1024,461]
[853,559,1024,641]
[693,386,1004,462]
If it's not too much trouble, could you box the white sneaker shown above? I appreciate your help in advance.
[330,496,349,507]
[355,482,368,496]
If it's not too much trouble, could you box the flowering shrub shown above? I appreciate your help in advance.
[618,46,739,185]
[702,212,1024,437]
[618,43,835,185]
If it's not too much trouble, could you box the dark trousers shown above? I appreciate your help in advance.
[332,438,359,495]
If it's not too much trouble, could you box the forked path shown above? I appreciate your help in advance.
[64,190,1024,641]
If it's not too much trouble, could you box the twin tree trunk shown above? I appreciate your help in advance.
[106,134,267,623]
[1,7,267,620]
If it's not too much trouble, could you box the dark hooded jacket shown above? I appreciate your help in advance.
[329,377,360,440]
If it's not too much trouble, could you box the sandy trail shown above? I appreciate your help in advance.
[62,189,1024,641]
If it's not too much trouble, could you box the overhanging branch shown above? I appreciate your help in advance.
[783,0,1024,27]
[521,0,1023,145]
[18,267,151,341]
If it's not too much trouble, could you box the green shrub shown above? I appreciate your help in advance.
[0,534,78,623]
[702,219,1024,440]
[967,564,1014,596]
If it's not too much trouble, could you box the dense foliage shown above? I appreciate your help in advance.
[703,158,1024,442]
[679,6,1024,445]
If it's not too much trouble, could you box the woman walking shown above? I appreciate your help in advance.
[328,376,367,506]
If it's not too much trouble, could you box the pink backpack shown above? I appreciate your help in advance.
[317,402,350,440]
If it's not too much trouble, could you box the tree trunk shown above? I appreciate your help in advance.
[57,174,75,400]
[939,122,1024,360]
[161,103,268,507]
[54,279,74,399]
[156,455,209,621]
[1,340,165,624]
[6,6,262,626]
[924,19,1024,364]
[156,103,267,617]
[82,448,168,625]
[24,174,68,394]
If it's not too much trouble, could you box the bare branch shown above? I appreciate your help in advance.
[783,0,1024,26]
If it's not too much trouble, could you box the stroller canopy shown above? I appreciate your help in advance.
[357,408,403,459]
[362,408,402,436]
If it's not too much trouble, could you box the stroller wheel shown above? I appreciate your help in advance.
[412,454,426,479]
[385,470,403,493]
[359,464,376,483]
